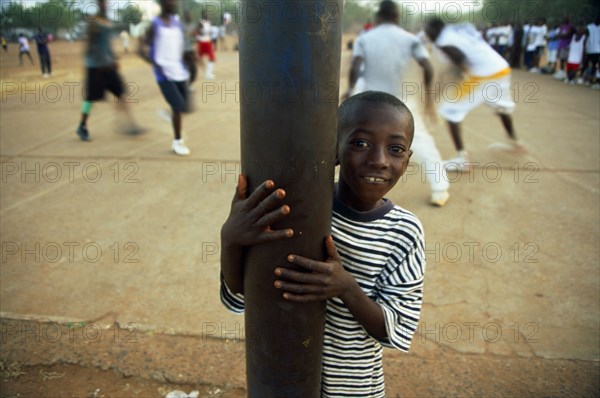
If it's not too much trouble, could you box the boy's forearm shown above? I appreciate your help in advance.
[220,241,244,294]
[341,282,387,340]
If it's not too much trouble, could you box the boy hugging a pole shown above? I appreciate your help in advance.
[220,92,426,397]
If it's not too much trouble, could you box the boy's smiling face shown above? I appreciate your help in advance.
[336,102,413,212]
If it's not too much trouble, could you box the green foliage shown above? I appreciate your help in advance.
[0,0,81,31]
[343,0,376,33]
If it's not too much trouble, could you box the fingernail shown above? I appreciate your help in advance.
[274,268,282,276]
[276,189,285,198]
[274,281,281,288]
[287,255,294,262]
[286,229,294,237]
[281,205,289,214]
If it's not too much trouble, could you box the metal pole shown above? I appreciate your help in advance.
[239,0,342,396]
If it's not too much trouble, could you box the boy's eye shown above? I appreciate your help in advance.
[351,140,369,148]
[389,145,406,153]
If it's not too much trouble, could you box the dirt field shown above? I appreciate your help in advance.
[1,34,599,398]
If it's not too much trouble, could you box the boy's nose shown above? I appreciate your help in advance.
[366,147,389,168]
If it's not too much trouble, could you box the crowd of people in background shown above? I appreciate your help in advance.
[481,16,600,88]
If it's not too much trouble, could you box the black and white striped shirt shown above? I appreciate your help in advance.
[221,196,425,397]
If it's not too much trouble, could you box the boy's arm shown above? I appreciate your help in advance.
[275,236,388,339]
[275,233,425,348]
[220,175,294,295]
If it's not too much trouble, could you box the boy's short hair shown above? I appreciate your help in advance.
[338,91,415,145]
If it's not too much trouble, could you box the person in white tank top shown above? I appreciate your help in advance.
[585,16,600,88]
[139,0,192,156]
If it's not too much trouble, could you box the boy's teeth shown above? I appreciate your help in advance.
[364,176,385,182]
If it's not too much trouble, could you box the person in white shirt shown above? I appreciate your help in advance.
[565,24,587,84]
[18,33,34,66]
[140,0,192,155]
[585,16,600,87]
[524,21,541,71]
[345,1,451,206]
[531,18,547,73]
[425,18,524,171]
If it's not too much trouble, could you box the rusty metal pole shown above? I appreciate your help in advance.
[239,0,342,396]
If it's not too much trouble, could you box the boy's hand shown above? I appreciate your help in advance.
[221,175,293,248]
[274,236,357,302]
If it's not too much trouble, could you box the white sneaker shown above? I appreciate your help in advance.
[204,73,216,80]
[553,70,565,79]
[576,78,584,85]
[42,73,49,78]
[592,83,600,90]
[172,139,190,156]
[430,191,450,207]
[529,67,540,73]
[444,153,471,172]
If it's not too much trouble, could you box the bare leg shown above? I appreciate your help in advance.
[498,113,517,141]
[448,121,464,152]
[172,112,182,140]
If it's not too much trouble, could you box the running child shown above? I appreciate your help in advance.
[221,91,426,397]
[76,0,143,141]
[139,0,191,156]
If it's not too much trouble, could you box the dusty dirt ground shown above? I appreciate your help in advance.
[1,35,599,398]
[1,319,598,398]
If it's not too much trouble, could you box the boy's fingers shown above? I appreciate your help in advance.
[287,255,326,273]
[274,268,324,285]
[256,205,290,228]
[234,174,248,201]
[257,228,293,243]
[274,279,323,294]
[281,292,321,303]
[245,179,276,208]
[249,188,286,218]
[325,236,341,261]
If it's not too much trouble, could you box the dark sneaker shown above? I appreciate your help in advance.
[77,124,91,141]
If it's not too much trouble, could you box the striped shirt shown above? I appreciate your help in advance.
[220,196,425,397]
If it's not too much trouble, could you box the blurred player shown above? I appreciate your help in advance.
[345,1,450,206]
[197,11,216,79]
[139,0,192,155]
[76,0,144,141]
[34,27,52,78]
[425,18,524,171]
[18,33,34,66]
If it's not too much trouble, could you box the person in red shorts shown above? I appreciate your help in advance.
[196,11,216,80]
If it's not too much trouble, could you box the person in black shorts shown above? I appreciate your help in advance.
[76,0,143,141]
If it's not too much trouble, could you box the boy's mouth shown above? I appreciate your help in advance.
[362,176,389,183]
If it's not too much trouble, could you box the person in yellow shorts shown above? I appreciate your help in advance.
[425,18,525,171]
